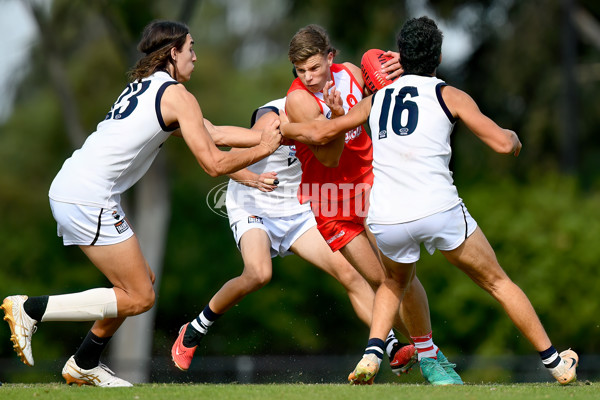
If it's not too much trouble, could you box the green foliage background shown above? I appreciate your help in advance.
[0,0,599,382]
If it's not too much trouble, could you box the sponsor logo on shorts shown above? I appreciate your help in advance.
[326,230,346,244]
[248,216,263,224]
[112,211,121,220]
[114,219,130,234]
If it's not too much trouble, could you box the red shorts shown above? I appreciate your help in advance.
[310,192,368,252]
[316,218,365,252]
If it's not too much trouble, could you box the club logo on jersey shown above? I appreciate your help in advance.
[288,145,296,157]
[248,216,263,224]
[346,94,358,107]
[379,130,388,139]
[114,219,130,234]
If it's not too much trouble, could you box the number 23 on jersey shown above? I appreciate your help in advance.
[105,81,151,121]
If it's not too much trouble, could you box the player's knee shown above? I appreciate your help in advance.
[487,274,514,296]
[251,272,272,289]
[471,270,506,299]
[364,272,385,288]
[141,288,156,312]
[129,287,156,315]
[242,267,272,290]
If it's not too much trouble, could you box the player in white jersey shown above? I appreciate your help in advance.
[367,73,460,226]
[1,20,281,387]
[226,99,309,225]
[281,16,577,386]
[171,98,418,373]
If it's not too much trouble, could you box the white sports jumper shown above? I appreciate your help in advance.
[368,74,459,225]
[48,71,178,245]
[226,98,314,257]
[50,71,178,209]
[367,74,477,262]
[226,99,308,221]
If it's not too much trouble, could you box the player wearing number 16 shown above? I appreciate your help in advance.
[1,20,281,387]
[281,16,578,385]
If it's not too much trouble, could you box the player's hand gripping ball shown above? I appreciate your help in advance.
[361,49,398,93]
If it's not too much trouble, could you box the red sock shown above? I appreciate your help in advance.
[411,331,439,360]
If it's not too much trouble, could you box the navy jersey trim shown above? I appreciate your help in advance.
[250,106,279,127]
[367,94,377,137]
[435,83,456,123]
[156,81,180,132]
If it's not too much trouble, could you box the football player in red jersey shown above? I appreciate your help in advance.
[283,24,460,385]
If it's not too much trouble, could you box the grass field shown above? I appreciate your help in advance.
[0,382,596,400]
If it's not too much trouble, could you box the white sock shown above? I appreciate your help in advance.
[191,311,214,334]
[41,288,118,321]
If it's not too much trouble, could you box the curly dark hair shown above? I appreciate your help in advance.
[396,16,443,75]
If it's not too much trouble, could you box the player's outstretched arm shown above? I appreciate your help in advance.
[280,95,372,145]
[283,89,345,167]
[162,85,281,177]
[442,85,522,156]
[170,119,261,147]
[202,119,262,148]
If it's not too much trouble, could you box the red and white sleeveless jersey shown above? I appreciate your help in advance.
[287,63,373,204]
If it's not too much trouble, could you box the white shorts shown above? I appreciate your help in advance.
[369,202,478,263]
[49,199,134,246]
[231,209,316,258]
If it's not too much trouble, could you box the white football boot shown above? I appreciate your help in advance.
[1,295,37,366]
[62,356,133,387]
[550,349,579,385]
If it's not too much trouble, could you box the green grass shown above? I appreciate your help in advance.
[0,382,596,400]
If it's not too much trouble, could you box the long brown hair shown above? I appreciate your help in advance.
[288,24,337,65]
[128,20,189,82]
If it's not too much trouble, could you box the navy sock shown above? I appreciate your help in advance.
[364,338,385,360]
[540,345,561,369]
[23,296,49,322]
[199,304,221,322]
[73,331,112,369]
